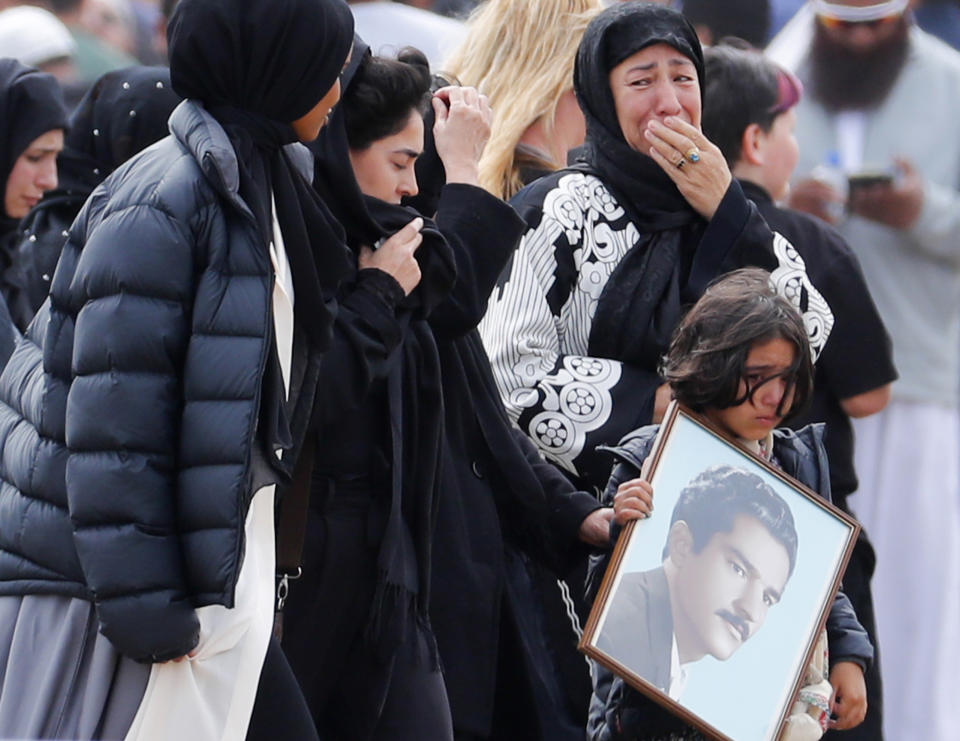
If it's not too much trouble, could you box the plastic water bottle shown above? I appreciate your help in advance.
[810,150,847,223]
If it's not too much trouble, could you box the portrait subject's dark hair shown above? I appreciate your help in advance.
[666,464,798,577]
[342,47,432,151]
[701,44,801,168]
[661,268,813,418]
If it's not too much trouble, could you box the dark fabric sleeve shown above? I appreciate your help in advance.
[429,183,526,338]
[687,179,755,297]
[509,426,602,573]
[783,426,874,670]
[0,292,18,368]
[695,183,840,366]
[583,429,659,606]
[61,202,200,662]
[586,668,625,741]
[310,268,408,425]
[826,590,874,671]
[12,200,78,329]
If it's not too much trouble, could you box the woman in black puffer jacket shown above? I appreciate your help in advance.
[0,0,354,738]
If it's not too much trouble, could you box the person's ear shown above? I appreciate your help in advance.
[740,122,766,167]
[666,520,694,566]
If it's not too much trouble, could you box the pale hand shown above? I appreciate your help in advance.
[848,157,923,230]
[644,116,731,220]
[579,507,614,547]
[788,178,846,225]
[613,478,654,526]
[357,217,424,296]
[828,660,867,730]
[432,86,493,186]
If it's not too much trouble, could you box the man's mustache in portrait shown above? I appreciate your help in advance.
[717,608,750,644]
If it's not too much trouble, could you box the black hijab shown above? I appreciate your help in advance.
[309,39,383,248]
[572,2,714,369]
[57,66,181,203]
[574,1,704,228]
[310,39,455,318]
[167,0,355,349]
[0,59,68,226]
[7,66,179,330]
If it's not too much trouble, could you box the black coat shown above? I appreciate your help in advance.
[3,195,78,329]
[427,184,602,738]
[0,100,320,663]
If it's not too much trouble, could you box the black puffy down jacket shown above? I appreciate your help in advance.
[0,100,313,662]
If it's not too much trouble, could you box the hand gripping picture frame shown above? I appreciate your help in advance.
[579,402,860,741]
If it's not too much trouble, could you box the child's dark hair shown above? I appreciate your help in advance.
[701,43,801,168]
[342,47,432,151]
[661,268,813,417]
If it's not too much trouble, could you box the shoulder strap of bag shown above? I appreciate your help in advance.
[275,428,317,612]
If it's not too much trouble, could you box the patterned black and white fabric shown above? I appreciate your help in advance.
[479,170,833,489]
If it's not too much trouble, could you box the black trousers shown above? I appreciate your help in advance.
[247,637,320,741]
[281,491,452,741]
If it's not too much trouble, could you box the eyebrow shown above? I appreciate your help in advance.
[729,545,783,604]
[625,58,695,74]
[393,148,422,159]
[744,362,790,374]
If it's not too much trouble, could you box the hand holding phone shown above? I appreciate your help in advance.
[847,170,894,193]
[847,158,922,230]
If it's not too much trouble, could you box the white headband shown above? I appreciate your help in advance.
[812,0,909,21]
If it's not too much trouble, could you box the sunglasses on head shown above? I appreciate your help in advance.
[817,13,900,31]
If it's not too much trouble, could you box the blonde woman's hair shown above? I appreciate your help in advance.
[442,0,600,200]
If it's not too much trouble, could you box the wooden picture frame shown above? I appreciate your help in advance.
[580,402,860,741]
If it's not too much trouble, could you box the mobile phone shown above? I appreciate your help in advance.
[847,171,894,191]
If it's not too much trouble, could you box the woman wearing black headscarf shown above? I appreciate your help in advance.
[0,0,354,738]
[478,1,833,493]
[0,58,67,328]
[8,65,181,331]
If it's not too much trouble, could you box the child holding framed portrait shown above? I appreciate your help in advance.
[582,268,873,741]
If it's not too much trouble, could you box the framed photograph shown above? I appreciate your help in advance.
[580,402,860,741]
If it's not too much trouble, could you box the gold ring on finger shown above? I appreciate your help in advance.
[675,157,685,170]
[685,147,701,163]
